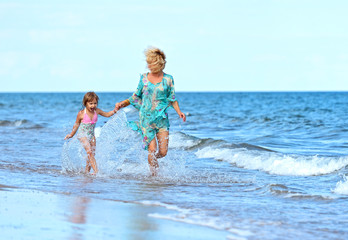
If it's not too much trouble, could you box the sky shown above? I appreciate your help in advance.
[1,0,348,92]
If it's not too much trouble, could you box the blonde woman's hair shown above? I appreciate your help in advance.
[82,91,99,106]
[145,47,166,73]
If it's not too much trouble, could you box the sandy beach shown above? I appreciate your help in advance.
[0,184,229,240]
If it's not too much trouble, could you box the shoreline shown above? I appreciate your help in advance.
[0,185,229,240]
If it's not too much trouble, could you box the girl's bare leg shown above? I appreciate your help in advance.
[148,138,159,176]
[79,137,98,174]
[90,137,97,174]
[86,161,91,173]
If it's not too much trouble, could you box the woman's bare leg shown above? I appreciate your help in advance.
[148,138,159,176]
[147,131,169,176]
[155,131,169,159]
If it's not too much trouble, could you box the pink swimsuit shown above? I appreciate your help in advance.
[77,109,98,139]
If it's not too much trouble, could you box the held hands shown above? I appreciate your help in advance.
[115,100,130,111]
[114,102,122,111]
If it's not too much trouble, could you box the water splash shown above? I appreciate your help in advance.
[61,110,189,180]
[94,111,147,176]
[61,137,87,174]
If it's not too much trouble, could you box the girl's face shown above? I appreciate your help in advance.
[86,99,98,112]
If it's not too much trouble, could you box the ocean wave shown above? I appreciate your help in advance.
[266,184,333,200]
[0,119,44,129]
[169,132,273,152]
[333,176,348,195]
[169,131,348,176]
[195,146,348,176]
[0,119,29,127]
[169,132,222,150]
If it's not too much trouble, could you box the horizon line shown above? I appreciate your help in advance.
[1,90,348,93]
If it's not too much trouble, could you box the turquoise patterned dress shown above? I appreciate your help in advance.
[128,73,177,150]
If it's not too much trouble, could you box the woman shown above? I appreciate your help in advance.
[115,47,186,175]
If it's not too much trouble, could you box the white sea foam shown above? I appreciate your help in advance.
[333,176,348,195]
[148,212,227,230]
[138,200,188,212]
[195,146,348,176]
[141,200,253,238]
[169,132,198,149]
[170,131,348,177]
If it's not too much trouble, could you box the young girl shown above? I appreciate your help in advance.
[65,92,116,174]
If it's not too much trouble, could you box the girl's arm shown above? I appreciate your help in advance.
[172,101,186,122]
[97,108,116,118]
[64,111,83,139]
[115,99,130,111]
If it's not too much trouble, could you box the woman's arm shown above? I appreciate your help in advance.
[65,111,83,139]
[97,108,116,118]
[116,76,144,111]
[115,99,130,111]
[172,101,186,122]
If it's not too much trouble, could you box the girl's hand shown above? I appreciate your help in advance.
[64,134,72,140]
[111,109,117,116]
[179,112,186,122]
[115,102,122,111]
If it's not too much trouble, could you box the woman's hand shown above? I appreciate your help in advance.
[179,112,186,122]
[115,100,130,111]
[64,134,72,140]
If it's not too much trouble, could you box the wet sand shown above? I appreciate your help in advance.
[0,185,228,240]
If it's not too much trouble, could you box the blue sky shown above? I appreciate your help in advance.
[1,0,348,92]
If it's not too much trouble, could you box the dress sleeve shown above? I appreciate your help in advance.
[167,75,177,103]
[128,75,144,110]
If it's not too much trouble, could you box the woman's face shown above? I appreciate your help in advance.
[147,62,160,73]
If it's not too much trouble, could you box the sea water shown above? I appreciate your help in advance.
[0,92,348,239]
